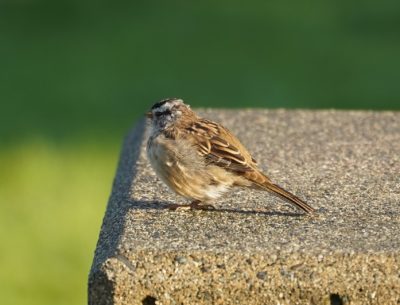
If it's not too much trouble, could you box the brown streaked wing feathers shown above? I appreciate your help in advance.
[182,118,314,214]
[185,119,256,173]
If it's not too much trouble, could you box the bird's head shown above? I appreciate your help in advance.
[146,98,194,130]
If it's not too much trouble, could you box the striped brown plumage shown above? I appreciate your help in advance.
[184,118,314,214]
[146,98,315,214]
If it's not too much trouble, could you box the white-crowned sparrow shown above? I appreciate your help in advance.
[146,98,315,214]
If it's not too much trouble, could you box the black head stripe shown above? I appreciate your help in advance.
[151,98,179,110]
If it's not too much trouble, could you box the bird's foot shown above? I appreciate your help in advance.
[168,201,215,211]
[167,204,192,211]
[192,204,216,211]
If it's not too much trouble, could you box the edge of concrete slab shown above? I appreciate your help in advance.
[89,110,400,305]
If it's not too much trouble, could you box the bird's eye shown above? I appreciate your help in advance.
[155,110,171,117]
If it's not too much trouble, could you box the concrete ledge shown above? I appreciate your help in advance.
[89,110,400,305]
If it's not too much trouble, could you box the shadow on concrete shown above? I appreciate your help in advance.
[126,199,304,217]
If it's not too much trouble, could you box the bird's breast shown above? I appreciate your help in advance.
[147,133,234,201]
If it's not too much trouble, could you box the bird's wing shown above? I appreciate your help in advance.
[184,119,257,173]
[181,118,314,214]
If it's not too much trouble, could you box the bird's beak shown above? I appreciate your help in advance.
[145,111,153,119]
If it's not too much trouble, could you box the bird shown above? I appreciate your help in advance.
[146,98,315,214]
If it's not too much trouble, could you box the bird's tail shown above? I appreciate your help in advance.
[258,177,315,214]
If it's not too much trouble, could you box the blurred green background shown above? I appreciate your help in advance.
[0,0,399,304]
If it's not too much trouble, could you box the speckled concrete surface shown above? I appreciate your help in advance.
[89,110,400,305]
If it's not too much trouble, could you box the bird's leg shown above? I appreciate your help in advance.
[190,200,216,210]
[168,200,215,211]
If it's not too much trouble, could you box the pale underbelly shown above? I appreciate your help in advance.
[153,160,230,202]
[147,134,241,202]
